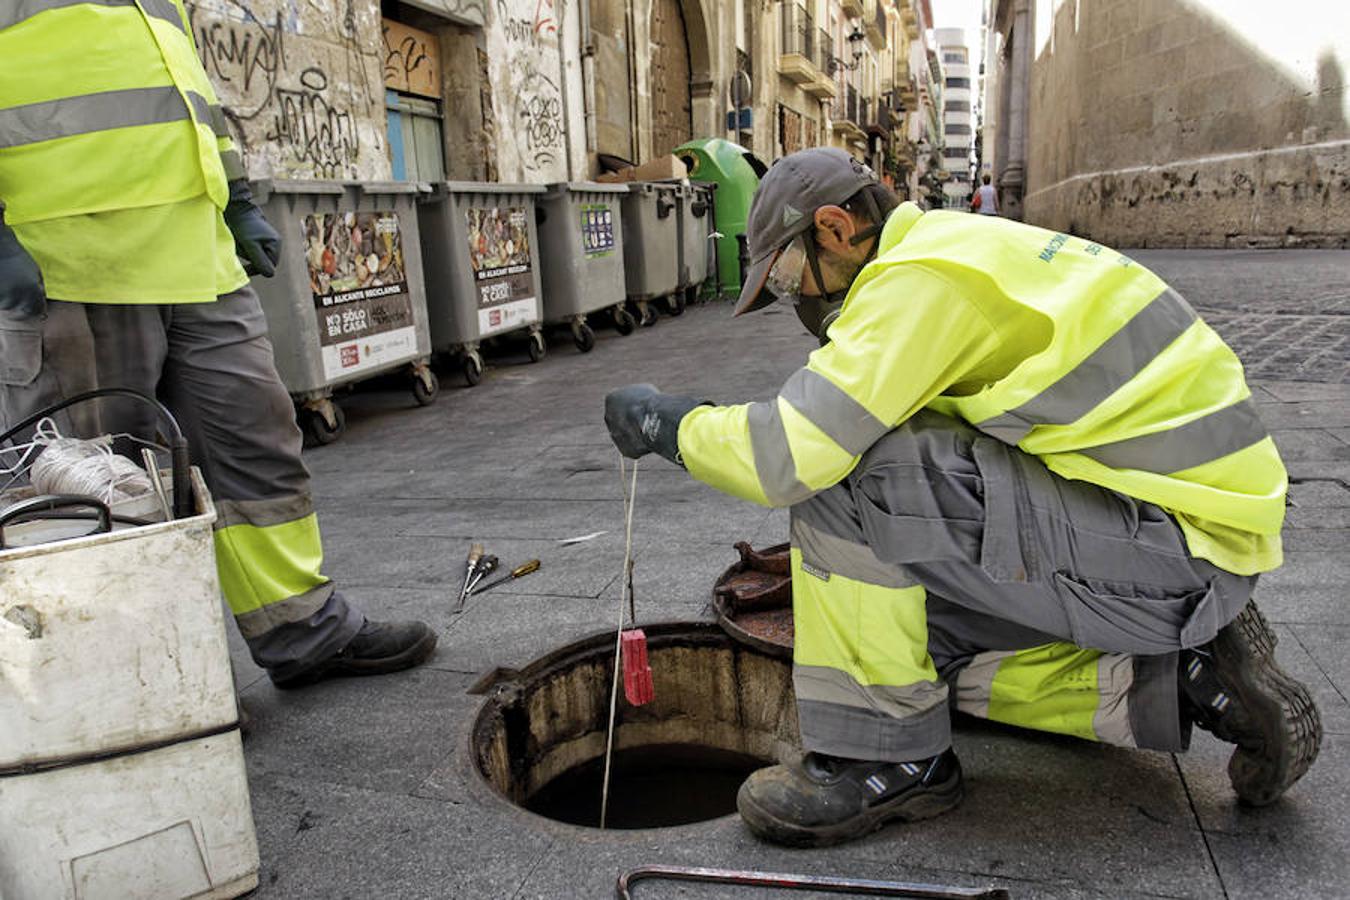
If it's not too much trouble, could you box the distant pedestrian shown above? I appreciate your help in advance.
[971,173,999,215]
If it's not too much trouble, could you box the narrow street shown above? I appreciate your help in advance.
[227,249,1350,899]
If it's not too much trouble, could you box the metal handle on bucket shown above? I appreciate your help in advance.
[0,494,112,550]
[0,388,193,520]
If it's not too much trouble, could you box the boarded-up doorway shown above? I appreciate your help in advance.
[650,0,692,157]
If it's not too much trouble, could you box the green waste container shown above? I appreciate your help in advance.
[673,138,763,297]
[249,179,438,446]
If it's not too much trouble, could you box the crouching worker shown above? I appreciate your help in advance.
[603,148,1320,848]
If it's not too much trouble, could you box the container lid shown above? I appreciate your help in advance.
[349,180,423,195]
[250,179,346,200]
[547,181,632,195]
[441,181,547,195]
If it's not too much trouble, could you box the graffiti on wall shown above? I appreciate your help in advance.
[487,0,569,180]
[382,19,440,98]
[188,0,387,180]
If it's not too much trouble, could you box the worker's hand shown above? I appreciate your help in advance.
[604,383,710,466]
[0,210,45,319]
[223,179,282,278]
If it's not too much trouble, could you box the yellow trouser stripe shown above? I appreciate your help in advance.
[214,513,328,616]
[986,643,1103,742]
[791,548,938,688]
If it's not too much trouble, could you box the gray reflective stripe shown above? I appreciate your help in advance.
[234,582,335,639]
[138,0,186,29]
[184,90,212,127]
[207,103,230,138]
[951,650,1014,718]
[796,665,950,760]
[1077,397,1267,473]
[977,287,1198,444]
[1092,653,1137,748]
[0,0,185,31]
[791,515,917,589]
[0,85,188,149]
[779,367,889,456]
[215,494,315,530]
[220,148,245,180]
[747,399,813,507]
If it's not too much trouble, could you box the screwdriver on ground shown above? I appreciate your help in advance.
[465,554,499,596]
[469,559,541,596]
[456,543,483,610]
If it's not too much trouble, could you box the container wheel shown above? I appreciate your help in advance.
[463,351,484,387]
[302,403,345,447]
[613,307,637,336]
[572,321,596,353]
[528,331,547,363]
[639,304,658,328]
[664,291,687,317]
[412,368,440,406]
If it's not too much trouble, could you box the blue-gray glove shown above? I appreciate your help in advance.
[223,179,282,277]
[0,209,45,319]
[604,383,709,465]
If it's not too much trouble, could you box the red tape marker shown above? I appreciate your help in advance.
[621,629,654,706]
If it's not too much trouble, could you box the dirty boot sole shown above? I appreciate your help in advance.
[1207,602,1321,806]
[737,768,964,849]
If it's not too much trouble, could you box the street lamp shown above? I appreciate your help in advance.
[828,25,867,74]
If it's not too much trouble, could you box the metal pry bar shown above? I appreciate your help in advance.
[614,865,1011,899]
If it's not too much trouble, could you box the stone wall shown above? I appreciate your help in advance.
[187,0,391,180]
[1021,0,1349,247]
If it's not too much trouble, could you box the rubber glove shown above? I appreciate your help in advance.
[223,179,282,277]
[604,383,709,466]
[0,209,45,318]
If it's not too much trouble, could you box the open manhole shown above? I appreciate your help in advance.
[470,622,798,829]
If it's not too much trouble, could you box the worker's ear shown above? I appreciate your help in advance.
[812,205,856,256]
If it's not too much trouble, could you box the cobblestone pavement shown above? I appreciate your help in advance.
[227,250,1350,899]
[1134,250,1350,383]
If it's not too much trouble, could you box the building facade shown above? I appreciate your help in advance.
[983,0,1349,246]
[935,27,973,207]
[187,0,952,205]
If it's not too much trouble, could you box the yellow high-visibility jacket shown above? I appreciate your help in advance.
[679,202,1286,576]
[0,0,247,303]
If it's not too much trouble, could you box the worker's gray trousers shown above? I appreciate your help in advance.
[0,288,363,675]
[789,410,1258,762]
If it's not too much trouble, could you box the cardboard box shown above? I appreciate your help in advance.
[594,154,689,184]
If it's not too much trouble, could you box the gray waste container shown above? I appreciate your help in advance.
[417,182,547,386]
[536,182,636,350]
[620,181,680,326]
[249,179,438,445]
[669,181,716,315]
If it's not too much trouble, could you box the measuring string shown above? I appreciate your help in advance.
[599,454,639,830]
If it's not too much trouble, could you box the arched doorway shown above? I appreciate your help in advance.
[650,0,692,157]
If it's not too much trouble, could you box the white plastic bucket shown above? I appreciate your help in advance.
[0,468,259,899]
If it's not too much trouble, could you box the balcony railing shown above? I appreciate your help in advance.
[780,3,815,61]
[817,26,834,73]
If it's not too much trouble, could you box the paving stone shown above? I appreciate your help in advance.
[1176,734,1350,899]
[1258,382,1350,403]
[1287,479,1350,507]
[1285,624,1350,735]
[1268,427,1350,461]
[1255,400,1350,430]
[1281,527,1350,552]
[238,666,476,797]
[245,772,546,900]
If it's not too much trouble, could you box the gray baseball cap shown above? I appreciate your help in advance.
[734,147,880,316]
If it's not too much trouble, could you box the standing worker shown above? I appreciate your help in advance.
[971,173,998,215]
[0,1,435,688]
[605,148,1320,847]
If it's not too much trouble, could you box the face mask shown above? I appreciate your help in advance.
[793,294,843,346]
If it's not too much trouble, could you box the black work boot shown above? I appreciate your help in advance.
[1179,600,1321,806]
[270,619,437,690]
[736,749,963,847]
